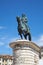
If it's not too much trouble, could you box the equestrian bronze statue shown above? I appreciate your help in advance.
[16,14,31,41]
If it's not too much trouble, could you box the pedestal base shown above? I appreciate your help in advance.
[9,40,40,65]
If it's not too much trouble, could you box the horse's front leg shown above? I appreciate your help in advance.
[18,29,23,39]
[22,30,27,40]
[19,33,23,39]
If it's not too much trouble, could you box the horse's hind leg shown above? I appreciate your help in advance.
[21,35,23,39]
[24,35,27,40]
[28,33,31,41]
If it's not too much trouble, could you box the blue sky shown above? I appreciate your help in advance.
[0,0,43,55]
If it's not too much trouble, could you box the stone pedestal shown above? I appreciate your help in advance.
[9,40,40,65]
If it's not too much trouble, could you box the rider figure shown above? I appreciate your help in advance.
[21,14,30,33]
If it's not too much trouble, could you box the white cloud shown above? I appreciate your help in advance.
[7,35,43,46]
[5,44,10,48]
[0,36,8,40]
[0,42,5,46]
[32,35,43,46]
[5,37,20,48]
[10,37,20,42]
[2,34,43,48]
[0,26,6,29]
[39,35,43,41]
[38,59,43,65]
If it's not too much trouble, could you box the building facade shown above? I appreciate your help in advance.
[0,55,13,65]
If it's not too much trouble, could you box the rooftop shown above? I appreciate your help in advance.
[0,55,13,59]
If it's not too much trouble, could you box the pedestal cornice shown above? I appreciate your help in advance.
[9,40,40,52]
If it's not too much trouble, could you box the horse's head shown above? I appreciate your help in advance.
[16,16,20,23]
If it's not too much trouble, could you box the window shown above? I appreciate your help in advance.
[5,64,7,65]
[2,59,4,62]
[5,59,7,62]
[9,60,11,62]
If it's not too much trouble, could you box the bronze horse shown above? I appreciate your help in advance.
[16,16,31,41]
